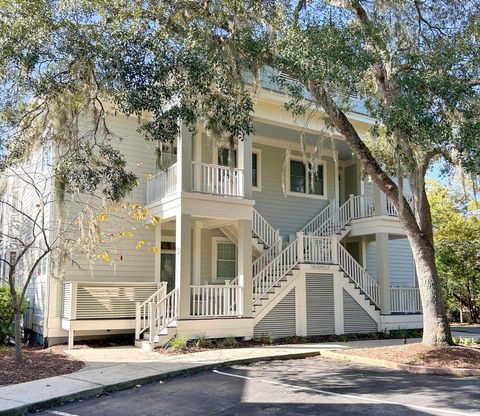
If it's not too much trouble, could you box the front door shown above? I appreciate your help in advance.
[160,253,176,293]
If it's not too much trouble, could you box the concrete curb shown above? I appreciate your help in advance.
[1,350,321,416]
[319,350,480,377]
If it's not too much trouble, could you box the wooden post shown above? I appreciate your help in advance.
[296,232,304,263]
[135,302,141,339]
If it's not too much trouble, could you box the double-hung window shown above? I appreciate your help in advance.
[289,159,325,197]
[214,240,237,280]
[217,147,260,189]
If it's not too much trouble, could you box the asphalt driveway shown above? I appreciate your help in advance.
[34,357,480,416]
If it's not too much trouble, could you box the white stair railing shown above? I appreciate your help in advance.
[252,208,280,248]
[252,239,298,305]
[300,200,336,235]
[351,194,375,219]
[315,197,353,236]
[135,282,167,339]
[303,235,333,264]
[337,243,380,307]
[252,238,283,277]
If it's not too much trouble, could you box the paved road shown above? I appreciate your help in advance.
[34,357,480,416]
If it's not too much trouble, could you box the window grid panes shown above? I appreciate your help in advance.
[289,160,325,196]
[216,242,236,278]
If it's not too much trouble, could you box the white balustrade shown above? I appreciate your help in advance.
[301,201,336,235]
[351,194,375,219]
[146,163,178,204]
[135,282,167,338]
[303,235,333,264]
[192,163,244,197]
[316,197,352,236]
[253,208,279,248]
[190,285,242,316]
[390,287,421,313]
[337,243,380,307]
[387,194,415,217]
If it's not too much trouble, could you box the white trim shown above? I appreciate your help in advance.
[252,148,262,192]
[334,161,340,206]
[286,155,328,200]
[212,237,237,283]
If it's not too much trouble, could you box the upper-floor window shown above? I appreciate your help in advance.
[217,147,260,190]
[289,159,325,197]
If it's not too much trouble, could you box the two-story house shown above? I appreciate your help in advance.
[2,76,423,350]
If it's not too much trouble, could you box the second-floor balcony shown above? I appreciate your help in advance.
[146,162,245,204]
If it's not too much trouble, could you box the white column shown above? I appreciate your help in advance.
[177,123,193,193]
[238,219,253,318]
[238,134,252,199]
[176,213,192,319]
[193,130,202,191]
[192,221,202,285]
[295,271,307,336]
[375,232,391,314]
[374,186,388,216]
[154,222,162,283]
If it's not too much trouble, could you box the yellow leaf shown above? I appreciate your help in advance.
[136,240,145,249]
[98,213,107,222]
[151,215,161,224]
[152,246,159,254]
[127,231,134,237]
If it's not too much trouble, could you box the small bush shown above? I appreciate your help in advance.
[170,336,187,350]
[0,287,27,343]
[222,336,238,347]
[193,334,209,348]
[259,333,275,345]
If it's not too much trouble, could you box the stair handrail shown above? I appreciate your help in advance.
[300,200,337,235]
[135,282,167,338]
[153,287,179,336]
[252,238,299,305]
[252,208,280,248]
[337,242,380,307]
[252,236,283,277]
[314,196,353,236]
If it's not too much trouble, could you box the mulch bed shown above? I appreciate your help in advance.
[0,346,84,386]
[342,343,480,369]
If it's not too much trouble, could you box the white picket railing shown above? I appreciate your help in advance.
[190,285,242,316]
[252,239,298,304]
[300,200,336,235]
[315,197,352,236]
[252,241,282,277]
[337,243,380,307]
[351,193,375,219]
[192,162,244,197]
[387,194,415,217]
[146,163,178,204]
[135,282,167,339]
[303,235,333,264]
[253,208,279,248]
[390,287,421,313]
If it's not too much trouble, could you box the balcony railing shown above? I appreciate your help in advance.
[146,163,178,204]
[390,287,421,313]
[192,162,244,197]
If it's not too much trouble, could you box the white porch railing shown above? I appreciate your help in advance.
[146,163,178,204]
[190,285,242,316]
[387,194,414,217]
[192,162,244,197]
[351,194,375,219]
[390,287,422,313]
[253,208,280,248]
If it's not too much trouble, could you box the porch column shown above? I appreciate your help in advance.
[238,219,253,318]
[192,221,202,285]
[374,186,388,216]
[375,232,391,314]
[193,129,202,191]
[176,213,192,319]
[238,134,252,199]
[154,222,162,283]
[177,123,193,193]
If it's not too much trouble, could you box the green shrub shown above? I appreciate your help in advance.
[259,333,275,345]
[222,336,238,347]
[170,336,187,350]
[0,287,27,343]
[193,334,209,348]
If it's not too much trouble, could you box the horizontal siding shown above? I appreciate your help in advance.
[365,237,377,280]
[254,289,296,338]
[389,237,416,287]
[252,142,334,237]
[343,290,378,333]
[306,274,335,336]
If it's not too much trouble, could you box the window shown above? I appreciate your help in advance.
[252,152,259,189]
[289,159,326,197]
[157,142,177,170]
[218,148,237,167]
[214,240,237,280]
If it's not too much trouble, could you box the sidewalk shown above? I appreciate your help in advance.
[0,338,415,416]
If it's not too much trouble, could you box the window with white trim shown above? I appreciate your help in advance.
[217,147,261,189]
[214,240,237,280]
[289,159,325,196]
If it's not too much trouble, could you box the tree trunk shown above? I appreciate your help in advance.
[407,229,452,345]
[14,309,23,363]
